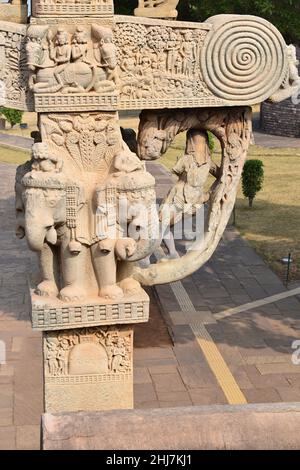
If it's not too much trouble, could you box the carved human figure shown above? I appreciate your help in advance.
[49,28,72,88]
[92,24,118,91]
[180,30,196,76]
[46,341,58,375]
[105,334,114,371]
[111,337,126,373]
[71,26,89,64]
[270,44,300,102]
[159,129,211,258]
[287,45,300,87]
[57,340,69,375]
[31,142,63,173]
[166,30,179,74]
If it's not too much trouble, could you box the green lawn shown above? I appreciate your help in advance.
[0,145,30,165]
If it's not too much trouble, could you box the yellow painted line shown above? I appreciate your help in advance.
[170,282,247,405]
[190,319,247,405]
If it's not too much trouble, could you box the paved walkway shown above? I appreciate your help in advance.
[1,162,300,449]
[0,133,33,150]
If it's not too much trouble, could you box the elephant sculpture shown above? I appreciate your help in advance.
[16,143,159,302]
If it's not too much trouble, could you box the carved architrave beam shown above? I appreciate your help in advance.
[0,14,297,112]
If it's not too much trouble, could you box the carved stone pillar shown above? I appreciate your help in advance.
[43,326,135,413]
[17,2,158,413]
[0,0,295,416]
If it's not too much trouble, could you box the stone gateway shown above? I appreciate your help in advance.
[0,1,298,413]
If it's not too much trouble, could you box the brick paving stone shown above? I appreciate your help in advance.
[189,387,227,406]
[231,267,253,279]
[133,367,152,385]
[152,373,186,393]
[16,425,40,450]
[257,363,300,375]
[168,311,187,326]
[276,387,300,402]
[157,391,192,407]
[243,365,290,388]
[228,365,253,389]
[147,365,178,375]
[0,407,13,426]
[216,344,245,366]
[172,344,206,366]
[178,365,219,390]
[185,310,216,325]
[155,285,180,311]
[0,426,15,450]
[180,278,208,308]
[169,325,195,344]
[242,388,282,403]
[134,383,158,405]
[134,347,175,361]
[0,384,13,409]
[230,293,252,304]
[134,357,178,368]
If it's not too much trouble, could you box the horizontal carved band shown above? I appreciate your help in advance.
[45,373,132,385]
[31,290,149,331]
[34,93,118,112]
[33,1,114,17]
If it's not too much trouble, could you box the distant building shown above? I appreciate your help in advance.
[261,46,300,138]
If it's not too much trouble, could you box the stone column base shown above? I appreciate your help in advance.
[44,325,134,413]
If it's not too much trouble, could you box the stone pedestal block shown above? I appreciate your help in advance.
[37,289,149,412]
[44,325,134,413]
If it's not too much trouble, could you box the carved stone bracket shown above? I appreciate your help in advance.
[134,106,252,285]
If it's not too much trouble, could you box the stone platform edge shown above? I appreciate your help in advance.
[42,402,300,450]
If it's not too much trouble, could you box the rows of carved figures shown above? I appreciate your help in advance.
[45,326,132,377]
[26,23,118,95]
[0,15,299,111]
[115,22,213,102]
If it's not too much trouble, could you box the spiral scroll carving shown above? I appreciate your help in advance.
[201,16,288,103]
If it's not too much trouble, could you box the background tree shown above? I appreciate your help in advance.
[114,0,300,45]
[242,159,264,208]
[0,107,23,128]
